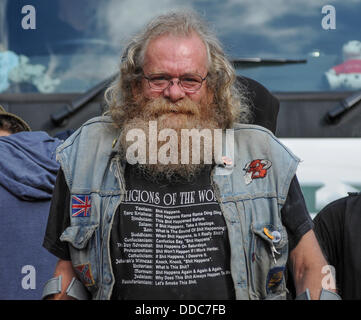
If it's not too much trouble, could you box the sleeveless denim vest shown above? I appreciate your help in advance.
[56,116,299,300]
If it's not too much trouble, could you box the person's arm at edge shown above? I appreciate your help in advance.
[289,229,337,299]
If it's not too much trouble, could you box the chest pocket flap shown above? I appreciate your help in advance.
[60,225,99,250]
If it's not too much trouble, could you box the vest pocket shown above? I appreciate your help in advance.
[60,225,99,249]
[250,223,288,299]
[60,224,100,292]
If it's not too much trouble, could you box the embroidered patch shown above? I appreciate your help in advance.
[74,263,95,287]
[243,159,272,185]
[266,266,285,293]
[71,195,91,217]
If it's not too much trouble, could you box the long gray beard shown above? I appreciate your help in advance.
[117,95,221,183]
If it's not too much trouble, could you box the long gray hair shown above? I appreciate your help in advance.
[105,10,251,129]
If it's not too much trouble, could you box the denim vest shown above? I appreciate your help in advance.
[56,116,299,300]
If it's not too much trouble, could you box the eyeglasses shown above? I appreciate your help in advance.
[143,72,208,92]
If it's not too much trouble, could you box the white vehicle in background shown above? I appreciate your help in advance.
[0,0,360,216]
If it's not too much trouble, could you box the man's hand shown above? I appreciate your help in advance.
[46,259,78,300]
[289,229,337,299]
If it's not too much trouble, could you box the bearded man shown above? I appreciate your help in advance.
[42,11,339,300]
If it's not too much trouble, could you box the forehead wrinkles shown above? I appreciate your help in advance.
[143,33,208,74]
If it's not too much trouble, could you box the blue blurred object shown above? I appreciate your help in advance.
[0,131,61,299]
[0,51,19,92]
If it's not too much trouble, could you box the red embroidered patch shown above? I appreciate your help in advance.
[243,159,272,185]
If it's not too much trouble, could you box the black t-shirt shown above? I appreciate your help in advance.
[43,165,313,299]
[109,165,234,299]
[313,193,361,300]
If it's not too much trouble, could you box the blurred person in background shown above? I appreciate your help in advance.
[0,105,61,299]
[314,192,361,299]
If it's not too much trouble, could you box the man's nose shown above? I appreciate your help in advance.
[163,80,186,102]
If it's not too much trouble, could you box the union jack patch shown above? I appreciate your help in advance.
[71,195,91,217]
[74,263,95,287]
